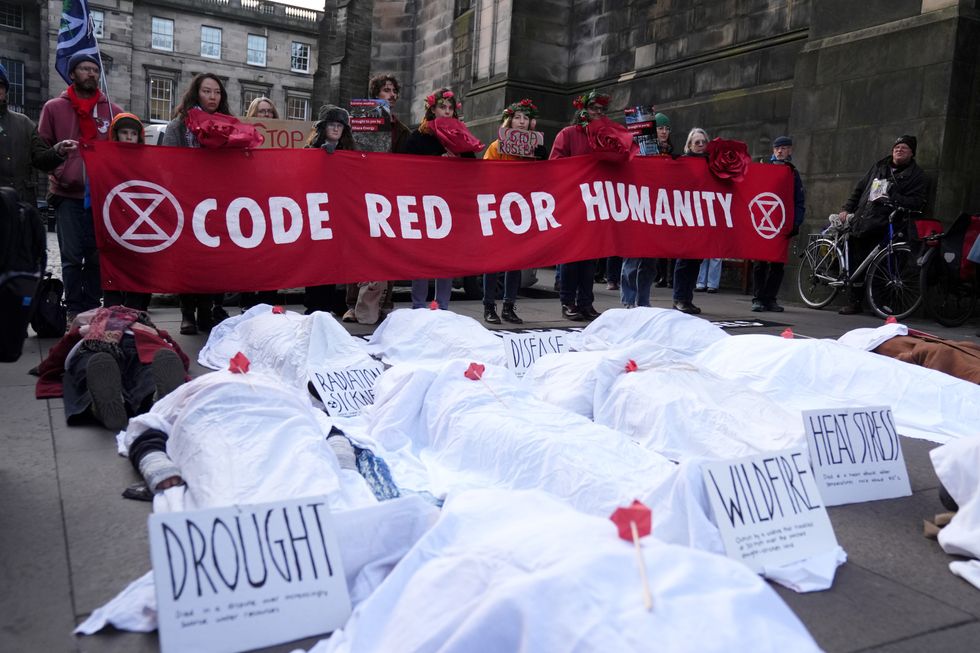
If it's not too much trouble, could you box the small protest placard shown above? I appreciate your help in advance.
[149,496,350,653]
[624,105,658,157]
[701,447,838,573]
[310,361,385,417]
[498,127,544,158]
[350,99,392,152]
[502,330,569,377]
[241,118,315,149]
[802,406,911,506]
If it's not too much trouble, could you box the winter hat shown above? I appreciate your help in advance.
[773,136,793,147]
[0,64,8,91]
[894,134,917,156]
[655,112,670,128]
[315,104,350,129]
[68,52,101,74]
[110,112,144,142]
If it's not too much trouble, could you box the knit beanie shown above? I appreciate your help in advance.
[655,113,670,128]
[894,134,917,156]
[68,52,101,74]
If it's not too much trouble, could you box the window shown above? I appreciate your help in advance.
[91,9,104,38]
[290,42,310,73]
[285,94,310,121]
[246,34,266,66]
[241,87,269,115]
[151,17,174,51]
[148,76,175,122]
[0,58,23,110]
[201,26,221,59]
[0,2,23,29]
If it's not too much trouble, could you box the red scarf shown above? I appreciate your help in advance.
[66,85,103,141]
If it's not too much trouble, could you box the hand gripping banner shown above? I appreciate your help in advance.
[83,143,794,293]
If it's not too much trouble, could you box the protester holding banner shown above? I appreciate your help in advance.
[244,96,279,119]
[687,129,723,295]
[480,98,545,324]
[162,74,234,335]
[549,90,611,321]
[670,126,712,315]
[303,105,358,317]
[38,53,122,323]
[752,136,806,312]
[101,113,152,312]
[405,88,476,310]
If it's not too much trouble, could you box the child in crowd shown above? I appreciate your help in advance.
[480,98,546,324]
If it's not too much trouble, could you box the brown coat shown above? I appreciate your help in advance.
[0,108,64,205]
[874,335,980,384]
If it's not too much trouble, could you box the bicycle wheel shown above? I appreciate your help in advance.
[922,263,977,327]
[865,244,922,319]
[797,238,843,308]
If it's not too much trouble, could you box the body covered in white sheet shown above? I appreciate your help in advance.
[931,436,980,589]
[311,490,823,653]
[565,307,729,354]
[366,309,507,366]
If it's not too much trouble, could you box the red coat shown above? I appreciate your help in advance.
[549,124,593,159]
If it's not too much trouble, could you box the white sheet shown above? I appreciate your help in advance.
[309,490,822,653]
[694,334,980,444]
[931,436,980,562]
[365,308,507,366]
[837,323,908,351]
[565,306,729,354]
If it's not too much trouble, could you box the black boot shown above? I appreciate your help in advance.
[484,304,501,324]
[179,305,198,335]
[501,302,523,324]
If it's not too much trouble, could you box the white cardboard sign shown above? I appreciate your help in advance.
[802,406,911,506]
[310,362,385,417]
[149,496,350,653]
[701,447,839,573]
[502,330,569,377]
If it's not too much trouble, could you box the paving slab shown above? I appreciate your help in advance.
[862,621,980,652]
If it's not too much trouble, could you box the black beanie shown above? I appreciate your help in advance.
[894,135,917,156]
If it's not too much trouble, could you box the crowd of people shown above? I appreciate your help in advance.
[0,52,933,336]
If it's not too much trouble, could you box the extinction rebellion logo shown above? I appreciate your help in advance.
[103,180,184,253]
[748,192,786,240]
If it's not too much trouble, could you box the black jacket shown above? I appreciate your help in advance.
[843,156,928,236]
[404,130,476,158]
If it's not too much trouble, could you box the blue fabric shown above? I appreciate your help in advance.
[770,155,806,228]
[620,257,656,306]
[411,278,452,309]
[56,1,102,85]
[697,259,722,290]
[354,446,401,501]
[483,270,520,305]
[55,197,102,313]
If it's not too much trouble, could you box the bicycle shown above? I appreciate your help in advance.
[797,204,924,319]
[918,213,979,327]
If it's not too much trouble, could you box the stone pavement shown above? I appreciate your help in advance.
[1,268,978,653]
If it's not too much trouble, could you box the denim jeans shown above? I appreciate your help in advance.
[697,259,723,290]
[483,271,520,306]
[620,257,656,306]
[558,260,596,308]
[411,278,452,309]
[672,258,702,302]
[55,197,102,313]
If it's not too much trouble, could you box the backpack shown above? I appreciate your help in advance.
[0,186,46,362]
[30,273,68,338]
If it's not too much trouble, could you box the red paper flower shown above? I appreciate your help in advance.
[185,108,264,149]
[229,352,251,374]
[780,328,794,339]
[272,306,285,314]
[464,362,485,381]
[705,138,751,183]
[624,359,638,373]
[586,117,639,159]
[429,300,439,310]
[430,117,484,154]
[885,316,897,324]
[443,90,454,99]
[610,500,652,542]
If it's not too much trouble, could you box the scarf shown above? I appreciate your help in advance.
[66,85,103,141]
[79,306,154,358]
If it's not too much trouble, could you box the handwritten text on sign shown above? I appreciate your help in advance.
[502,330,568,377]
[148,496,350,653]
[803,406,911,506]
[702,447,839,573]
[311,362,385,417]
[498,127,544,158]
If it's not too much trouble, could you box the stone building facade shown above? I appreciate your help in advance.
[321,0,980,225]
[0,0,320,122]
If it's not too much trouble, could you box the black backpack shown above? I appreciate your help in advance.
[30,273,68,338]
[0,186,47,362]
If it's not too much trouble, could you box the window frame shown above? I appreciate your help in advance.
[0,2,24,30]
[246,34,267,67]
[200,25,222,59]
[90,9,105,38]
[151,17,174,52]
[0,57,24,110]
[147,73,177,123]
[285,93,311,121]
[290,42,311,73]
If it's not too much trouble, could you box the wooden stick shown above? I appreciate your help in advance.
[631,520,653,611]
[479,378,507,407]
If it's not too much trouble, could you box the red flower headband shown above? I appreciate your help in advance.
[502,98,538,120]
[425,89,457,112]
[572,90,610,111]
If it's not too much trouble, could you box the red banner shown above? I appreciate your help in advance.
[82,143,794,293]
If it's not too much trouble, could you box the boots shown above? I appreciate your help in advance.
[501,302,523,324]
[179,306,198,335]
[484,304,501,324]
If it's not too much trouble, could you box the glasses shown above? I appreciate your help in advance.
[693,139,707,145]
[75,66,100,74]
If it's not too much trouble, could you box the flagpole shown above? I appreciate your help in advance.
[88,8,115,119]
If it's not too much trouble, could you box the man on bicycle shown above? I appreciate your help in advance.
[835,135,928,314]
